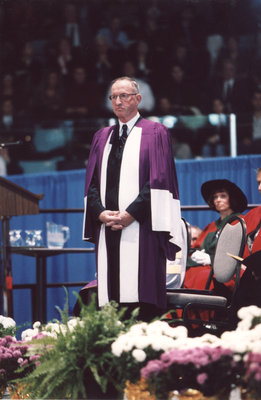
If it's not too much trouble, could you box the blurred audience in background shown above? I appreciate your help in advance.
[65,65,100,118]
[199,97,229,157]
[1,0,261,173]
[238,88,261,155]
[207,58,250,114]
[32,69,66,121]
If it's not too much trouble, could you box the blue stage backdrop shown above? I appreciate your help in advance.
[5,154,261,327]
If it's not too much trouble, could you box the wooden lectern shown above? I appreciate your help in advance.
[0,176,43,317]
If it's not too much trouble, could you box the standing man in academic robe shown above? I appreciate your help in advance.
[83,76,182,321]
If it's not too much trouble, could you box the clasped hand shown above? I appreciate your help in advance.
[99,210,135,231]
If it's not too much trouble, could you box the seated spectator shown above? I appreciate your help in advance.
[48,37,76,84]
[155,96,173,115]
[32,69,66,121]
[168,41,195,81]
[158,63,201,115]
[170,4,207,51]
[234,168,261,312]
[127,38,154,84]
[88,34,119,100]
[97,16,130,51]
[207,58,250,114]
[184,179,247,292]
[200,97,229,157]
[104,60,155,115]
[214,35,250,80]
[206,34,224,79]
[238,89,261,155]
[14,40,43,87]
[170,130,193,160]
[54,1,93,65]
[57,2,87,49]
[65,65,101,118]
[0,73,24,116]
[143,13,168,55]
[190,225,202,248]
[14,41,43,116]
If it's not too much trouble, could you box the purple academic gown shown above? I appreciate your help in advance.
[83,118,182,309]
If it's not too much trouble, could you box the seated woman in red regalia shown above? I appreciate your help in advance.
[184,179,248,291]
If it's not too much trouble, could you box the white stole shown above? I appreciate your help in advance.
[98,127,142,306]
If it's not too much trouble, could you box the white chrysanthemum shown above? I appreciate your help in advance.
[122,338,136,352]
[238,305,261,323]
[67,318,80,331]
[45,331,58,339]
[33,321,41,329]
[237,318,252,331]
[0,315,16,328]
[198,333,221,344]
[146,320,170,336]
[133,335,152,350]
[221,330,250,353]
[249,341,261,353]
[132,349,146,362]
[251,323,261,336]
[163,325,188,339]
[111,341,123,357]
[151,335,176,352]
[129,322,148,335]
[21,328,39,341]
[46,322,64,334]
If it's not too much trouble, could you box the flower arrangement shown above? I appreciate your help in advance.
[2,301,261,400]
[141,345,239,399]
[244,352,261,399]
[0,315,16,338]
[111,320,188,387]
[111,306,261,399]
[0,336,30,390]
[16,297,135,399]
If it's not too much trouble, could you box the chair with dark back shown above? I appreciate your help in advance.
[166,215,247,336]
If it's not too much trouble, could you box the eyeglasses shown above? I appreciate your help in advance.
[109,93,138,101]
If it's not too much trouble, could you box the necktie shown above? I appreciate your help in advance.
[119,124,128,148]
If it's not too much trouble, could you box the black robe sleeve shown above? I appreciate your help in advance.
[126,181,151,224]
[87,168,105,221]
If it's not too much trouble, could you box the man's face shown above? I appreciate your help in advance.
[257,171,261,196]
[110,80,141,123]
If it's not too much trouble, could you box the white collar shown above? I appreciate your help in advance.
[119,112,140,135]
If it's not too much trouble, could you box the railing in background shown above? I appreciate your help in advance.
[38,204,259,214]
[0,113,248,175]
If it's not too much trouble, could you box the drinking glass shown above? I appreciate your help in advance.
[9,230,24,246]
[33,230,44,247]
[25,230,35,246]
